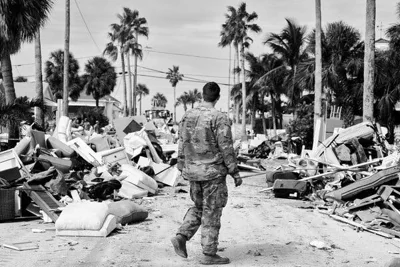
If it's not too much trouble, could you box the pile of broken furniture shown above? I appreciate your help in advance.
[0,116,180,238]
[263,122,400,239]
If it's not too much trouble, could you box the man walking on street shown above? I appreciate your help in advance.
[171,82,242,265]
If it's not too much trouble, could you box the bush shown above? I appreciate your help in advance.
[286,103,314,149]
[75,107,109,127]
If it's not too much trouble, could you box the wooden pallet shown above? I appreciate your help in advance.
[22,183,64,223]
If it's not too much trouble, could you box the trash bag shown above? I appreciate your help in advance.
[27,167,68,196]
[87,179,122,200]
[248,141,272,159]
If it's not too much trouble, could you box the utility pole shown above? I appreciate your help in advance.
[35,30,44,128]
[363,0,376,122]
[62,0,70,116]
[313,0,322,151]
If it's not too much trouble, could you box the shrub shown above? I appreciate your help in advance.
[286,103,314,149]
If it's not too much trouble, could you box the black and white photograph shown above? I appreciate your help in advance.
[1,0,400,266]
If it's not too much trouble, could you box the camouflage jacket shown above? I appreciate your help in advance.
[177,105,239,181]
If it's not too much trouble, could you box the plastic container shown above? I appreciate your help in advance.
[120,164,158,194]
[118,180,148,199]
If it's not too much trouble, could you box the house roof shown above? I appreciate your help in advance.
[0,80,120,105]
[76,92,120,103]
[375,38,389,44]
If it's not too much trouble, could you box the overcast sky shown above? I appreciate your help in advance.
[11,0,399,120]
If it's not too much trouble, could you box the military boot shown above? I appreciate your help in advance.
[199,254,230,265]
[171,234,188,258]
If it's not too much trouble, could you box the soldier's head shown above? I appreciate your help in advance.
[203,82,220,104]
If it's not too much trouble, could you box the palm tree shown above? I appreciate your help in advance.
[176,92,191,112]
[374,49,400,140]
[136,83,149,115]
[302,21,364,125]
[387,2,400,49]
[363,0,376,122]
[151,93,167,108]
[377,3,400,140]
[81,57,117,107]
[119,8,149,116]
[264,18,308,115]
[104,23,130,116]
[222,3,261,141]
[124,37,143,115]
[231,83,242,124]
[35,31,44,127]
[44,50,82,101]
[219,20,237,113]
[63,0,70,116]
[248,53,287,135]
[166,66,184,124]
[187,88,202,108]
[0,0,53,106]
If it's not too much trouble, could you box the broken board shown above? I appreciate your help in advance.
[2,242,38,251]
[22,183,64,222]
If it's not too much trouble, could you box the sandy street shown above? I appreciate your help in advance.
[0,159,398,267]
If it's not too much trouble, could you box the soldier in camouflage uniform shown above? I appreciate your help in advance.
[171,82,242,265]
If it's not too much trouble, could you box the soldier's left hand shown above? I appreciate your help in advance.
[234,178,243,187]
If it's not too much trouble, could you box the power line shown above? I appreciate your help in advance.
[12,48,231,67]
[116,73,229,86]
[12,55,95,67]
[143,49,230,61]
[74,0,101,54]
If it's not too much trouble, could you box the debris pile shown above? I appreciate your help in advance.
[260,121,400,239]
[0,116,179,238]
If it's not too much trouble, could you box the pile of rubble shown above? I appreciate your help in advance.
[0,116,179,238]
[262,121,400,239]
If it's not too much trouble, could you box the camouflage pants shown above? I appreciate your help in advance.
[177,177,228,255]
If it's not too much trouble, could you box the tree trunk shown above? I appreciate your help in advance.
[133,32,139,116]
[1,54,18,148]
[127,53,133,116]
[227,44,231,114]
[235,43,240,84]
[1,54,16,104]
[272,95,277,137]
[139,95,142,115]
[183,103,187,112]
[292,64,298,119]
[262,112,267,136]
[120,51,128,116]
[173,85,177,124]
[96,98,99,107]
[313,0,323,150]
[260,92,267,136]
[240,41,247,141]
[363,0,376,122]
[35,31,44,128]
[251,98,256,131]
[62,0,70,116]
[235,101,240,124]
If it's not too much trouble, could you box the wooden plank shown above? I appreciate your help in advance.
[330,214,393,238]
[22,183,64,223]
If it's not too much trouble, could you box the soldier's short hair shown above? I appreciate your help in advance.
[203,82,220,102]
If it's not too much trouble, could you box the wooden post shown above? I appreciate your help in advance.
[62,0,70,116]
[313,0,323,150]
[56,99,63,127]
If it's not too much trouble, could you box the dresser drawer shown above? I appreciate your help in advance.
[98,147,129,165]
